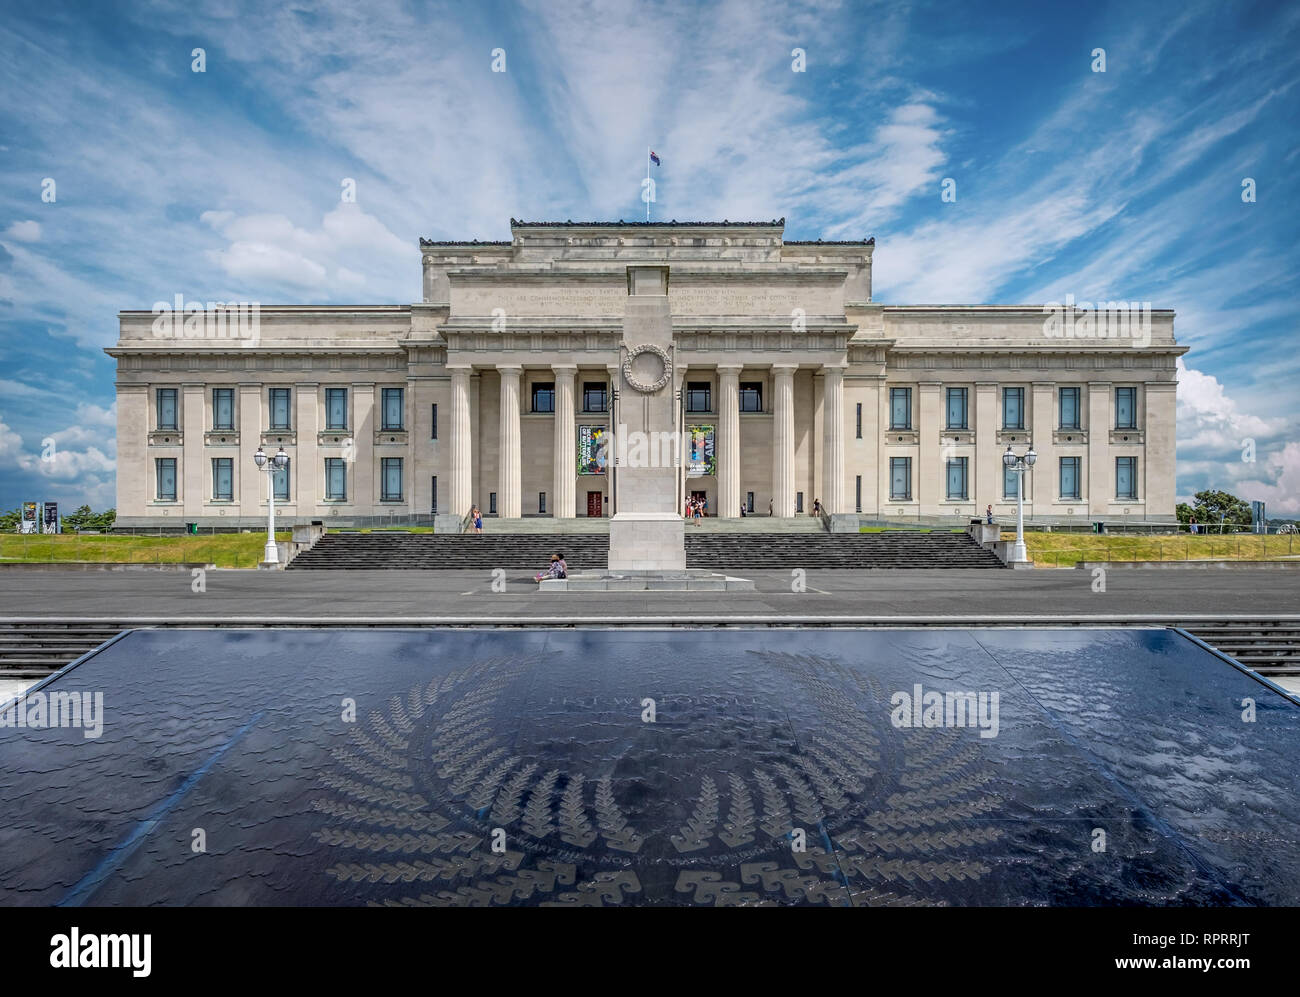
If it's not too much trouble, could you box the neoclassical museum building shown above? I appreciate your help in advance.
[109,218,1184,528]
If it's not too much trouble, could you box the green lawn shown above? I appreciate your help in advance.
[0,532,291,569]
[1020,531,1300,567]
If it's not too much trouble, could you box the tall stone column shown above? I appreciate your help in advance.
[553,364,577,518]
[771,363,797,517]
[497,365,523,519]
[822,364,846,513]
[448,366,472,517]
[717,364,742,519]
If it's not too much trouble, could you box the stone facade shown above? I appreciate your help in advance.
[108,218,1185,528]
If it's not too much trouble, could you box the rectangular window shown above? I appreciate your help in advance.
[1115,387,1137,429]
[212,457,233,500]
[1059,386,1080,430]
[430,476,439,515]
[855,475,862,513]
[325,388,348,431]
[890,457,912,500]
[431,403,438,440]
[381,457,403,502]
[382,387,404,430]
[946,387,968,430]
[157,388,178,431]
[1004,465,1019,499]
[532,382,555,413]
[889,387,912,430]
[739,382,763,412]
[686,381,712,413]
[856,402,863,439]
[156,458,177,501]
[269,388,292,430]
[582,382,607,413]
[1116,456,1138,499]
[796,492,804,514]
[273,458,290,501]
[212,388,234,431]
[746,491,755,514]
[489,492,497,515]
[325,458,346,501]
[539,491,547,514]
[1060,457,1081,500]
[1002,387,1024,430]
[946,457,968,500]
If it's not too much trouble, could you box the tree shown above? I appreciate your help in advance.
[61,504,94,531]
[1191,489,1252,532]
[1175,502,1193,525]
[0,507,19,532]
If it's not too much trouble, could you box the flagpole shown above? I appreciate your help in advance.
[646,147,650,221]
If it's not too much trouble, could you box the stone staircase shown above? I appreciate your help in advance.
[690,516,826,533]
[0,622,126,679]
[288,528,1004,570]
[685,531,1005,569]
[289,532,612,570]
[468,517,611,534]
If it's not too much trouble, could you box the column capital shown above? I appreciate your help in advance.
[771,362,799,376]
[715,363,744,375]
[496,364,523,378]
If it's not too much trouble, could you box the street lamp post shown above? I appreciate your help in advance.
[1002,444,1037,564]
[253,445,289,565]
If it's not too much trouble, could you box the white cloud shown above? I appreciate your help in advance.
[2,220,40,242]
[1175,359,1298,513]
[0,405,117,507]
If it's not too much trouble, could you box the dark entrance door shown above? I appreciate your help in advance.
[690,490,708,516]
[587,491,603,518]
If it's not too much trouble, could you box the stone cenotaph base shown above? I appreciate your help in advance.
[541,266,753,592]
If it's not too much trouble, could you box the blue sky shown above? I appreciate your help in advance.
[1,0,1297,512]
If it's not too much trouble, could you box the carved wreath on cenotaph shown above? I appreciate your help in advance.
[622,344,672,394]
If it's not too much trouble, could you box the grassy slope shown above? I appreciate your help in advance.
[0,532,291,569]
[1020,531,1300,567]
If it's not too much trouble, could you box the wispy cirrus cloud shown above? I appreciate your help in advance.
[0,0,1297,512]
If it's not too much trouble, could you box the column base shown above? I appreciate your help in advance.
[608,512,686,572]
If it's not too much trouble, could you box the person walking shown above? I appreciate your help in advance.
[768,498,774,517]
[986,504,993,525]
[472,506,483,534]
[812,498,822,517]
[1189,513,1198,535]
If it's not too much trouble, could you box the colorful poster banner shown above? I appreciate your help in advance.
[686,425,716,477]
[577,425,609,475]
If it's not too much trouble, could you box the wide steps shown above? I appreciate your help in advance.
[0,623,125,677]
[288,530,1006,571]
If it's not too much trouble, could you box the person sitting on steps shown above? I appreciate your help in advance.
[535,552,567,582]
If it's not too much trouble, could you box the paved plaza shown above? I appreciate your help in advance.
[2,566,1299,620]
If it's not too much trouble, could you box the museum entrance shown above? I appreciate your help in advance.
[586,491,604,518]
[690,490,709,516]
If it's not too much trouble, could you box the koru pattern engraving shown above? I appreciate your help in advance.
[313,651,1005,906]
